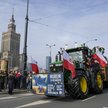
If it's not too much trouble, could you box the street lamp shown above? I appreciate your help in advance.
[23,0,29,77]
[46,44,55,58]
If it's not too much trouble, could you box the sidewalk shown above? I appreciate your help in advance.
[0,89,28,94]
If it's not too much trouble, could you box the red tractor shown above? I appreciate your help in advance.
[49,46,108,99]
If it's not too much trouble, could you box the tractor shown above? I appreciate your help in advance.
[49,46,108,99]
[32,46,108,99]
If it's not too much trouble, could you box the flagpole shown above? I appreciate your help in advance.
[62,49,65,74]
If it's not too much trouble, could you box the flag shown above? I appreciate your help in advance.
[63,50,76,78]
[92,51,107,67]
[31,58,39,74]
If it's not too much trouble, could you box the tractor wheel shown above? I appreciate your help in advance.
[93,71,103,93]
[66,70,89,99]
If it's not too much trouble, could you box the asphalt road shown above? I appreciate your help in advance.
[0,89,108,108]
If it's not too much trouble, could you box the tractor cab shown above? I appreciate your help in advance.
[66,47,91,69]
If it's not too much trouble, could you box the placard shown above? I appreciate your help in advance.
[32,74,48,94]
[46,73,65,96]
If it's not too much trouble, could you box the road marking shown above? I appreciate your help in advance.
[82,96,96,102]
[0,96,16,100]
[15,100,51,108]
[19,93,34,96]
[103,107,108,108]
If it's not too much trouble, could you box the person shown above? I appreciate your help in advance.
[0,73,3,92]
[8,72,15,95]
[15,71,21,89]
[27,73,32,91]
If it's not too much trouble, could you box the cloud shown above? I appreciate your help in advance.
[0,0,108,68]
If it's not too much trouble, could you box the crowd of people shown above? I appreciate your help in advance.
[0,70,32,95]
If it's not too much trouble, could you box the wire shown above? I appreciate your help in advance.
[29,20,48,27]
[31,11,67,21]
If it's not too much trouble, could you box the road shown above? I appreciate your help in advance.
[0,89,108,108]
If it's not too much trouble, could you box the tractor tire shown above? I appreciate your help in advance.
[91,63,103,93]
[66,70,89,99]
[93,71,103,94]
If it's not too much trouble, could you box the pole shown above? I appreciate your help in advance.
[46,44,55,60]
[23,0,29,77]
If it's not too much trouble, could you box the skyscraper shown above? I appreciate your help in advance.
[1,13,20,69]
[46,56,51,72]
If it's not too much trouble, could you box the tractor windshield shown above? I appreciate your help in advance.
[68,51,83,68]
[68,51,83,62]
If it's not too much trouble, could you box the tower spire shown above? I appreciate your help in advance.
[10,8,15,24]
[12,8,14,20]
[8,8,16,32]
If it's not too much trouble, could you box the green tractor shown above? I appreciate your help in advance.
[49,46,108,99]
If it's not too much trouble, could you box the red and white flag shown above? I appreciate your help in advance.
[63,50,76,78]
[31,58,39,74]
[92,51,107,67]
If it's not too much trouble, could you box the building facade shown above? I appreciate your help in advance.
[1,14,20,70]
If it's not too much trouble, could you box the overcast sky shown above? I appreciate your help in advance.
[0,0,108,68]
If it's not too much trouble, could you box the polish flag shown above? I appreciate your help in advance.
[63,50,76,78]
[31,58,39,74]
[92,51,107,67]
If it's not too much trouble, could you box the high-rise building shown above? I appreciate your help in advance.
[1,13,20,69]
[46,56,51,72]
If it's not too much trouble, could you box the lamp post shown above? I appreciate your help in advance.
[23,0,29,77]
[46,44,55,59]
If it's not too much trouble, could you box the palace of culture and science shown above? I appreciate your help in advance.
[0,13,23,71]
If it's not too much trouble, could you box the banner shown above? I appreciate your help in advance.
[46,73,65,96]
[32,74,48,94]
